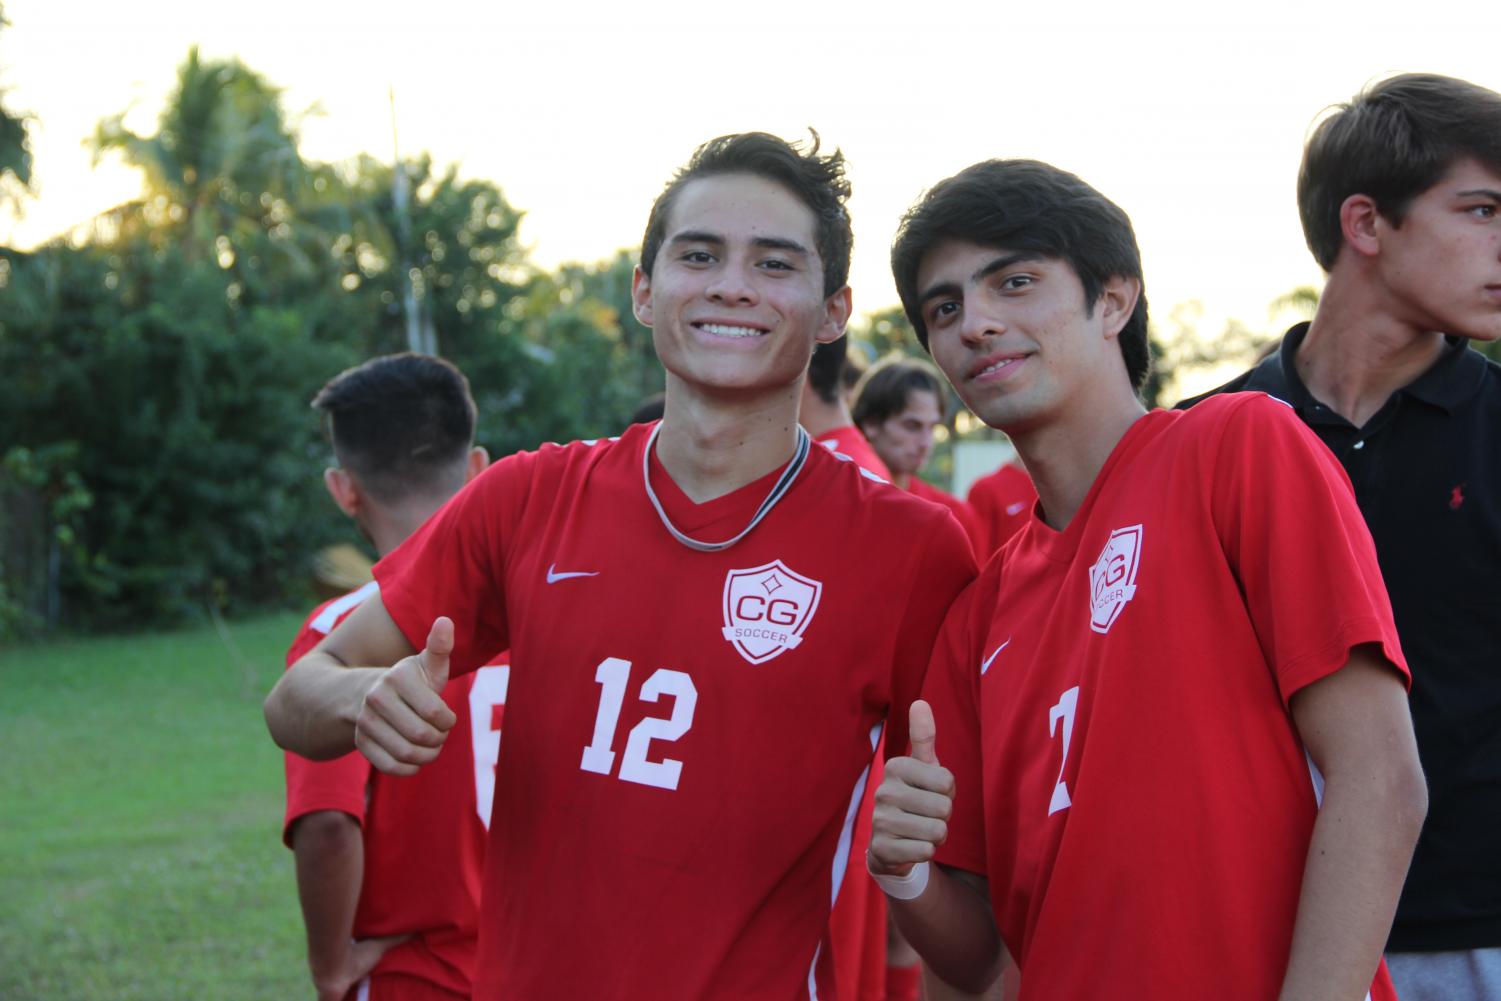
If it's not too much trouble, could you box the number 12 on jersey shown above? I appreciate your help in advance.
[580,657,698,791]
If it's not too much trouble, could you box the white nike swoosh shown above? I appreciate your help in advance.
[1006,502,1027,516]
[546,564,600,584]
[980,638,1011,675]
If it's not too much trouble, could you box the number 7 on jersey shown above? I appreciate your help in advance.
[1048,686,1080,816]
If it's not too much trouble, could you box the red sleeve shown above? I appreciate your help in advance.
[1208,394,1408,703]
[374,449,539,676]
[883,506,978,760]
[282,615,372,846]
[923,573,995,877]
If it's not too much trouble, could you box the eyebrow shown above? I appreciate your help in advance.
[1455,188,1501,201]
[918,252,1042,307]
[668,230,812,256]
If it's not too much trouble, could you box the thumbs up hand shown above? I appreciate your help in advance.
[355,617,459,776]
[869,699,956,877]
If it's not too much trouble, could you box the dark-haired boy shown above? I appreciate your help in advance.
[266,133,975,1000]
[853,355,980,549]
[1180,73,1501,1001]
[284,353,504,1001]
[866,159,1426,1000]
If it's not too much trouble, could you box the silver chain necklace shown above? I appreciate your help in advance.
[642,422,811,553]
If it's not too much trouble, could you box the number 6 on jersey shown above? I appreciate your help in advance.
[580,657,699,791]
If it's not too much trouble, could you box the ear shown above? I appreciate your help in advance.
[815,285,854,344]
[465,446,490,482]
[631,265,654,327]
[323,467,362,518]
[1098,274,1142,341]
[1339,193,1383,258]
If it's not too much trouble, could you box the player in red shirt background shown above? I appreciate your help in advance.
[866,159,1427,1000]
[962,459,1034,559]
[266,132,976,1000]
[283,353,504,1001]
[853,354,982,555]
[803,335,894,481]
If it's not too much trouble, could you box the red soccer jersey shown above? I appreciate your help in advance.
[374,422,975,1001]
[816,423,893,482]
[965,461,1036,557]
[926,395,1406,1001]
[283,582,509,999]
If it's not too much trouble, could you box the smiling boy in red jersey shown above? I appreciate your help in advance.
[283,353,505,1001]
[265,133,975,1001]
[865,160,1427,1001]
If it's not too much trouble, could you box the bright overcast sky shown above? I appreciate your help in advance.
[4,0,1501,351]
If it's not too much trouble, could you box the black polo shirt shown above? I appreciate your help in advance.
[1180,321,1501,953]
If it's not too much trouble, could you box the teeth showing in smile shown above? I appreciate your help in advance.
[697,322,765,338]
[979,358,1019,377]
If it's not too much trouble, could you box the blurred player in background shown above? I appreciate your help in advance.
[854,355,981,552]
[963,456,1034,559]
[282,353,507,1001]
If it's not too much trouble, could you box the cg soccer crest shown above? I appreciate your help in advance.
[1088,524,1143,634]
[721,560,823,665]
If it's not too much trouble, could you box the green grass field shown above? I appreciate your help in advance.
[0,611,314,1000]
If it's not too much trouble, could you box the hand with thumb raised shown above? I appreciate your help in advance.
[868,699,956,877]
[355,616,459,776]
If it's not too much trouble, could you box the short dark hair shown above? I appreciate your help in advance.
[851,355,948,428]
[1299,73,1501,271]
[312,353,476,504]
[806,337,848,404]
[891,159,1151,392]
[640,131,853,297]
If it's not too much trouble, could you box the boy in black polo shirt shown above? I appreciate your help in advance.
[1181,73,1501,1001]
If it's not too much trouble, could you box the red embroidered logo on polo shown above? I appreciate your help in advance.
[721,561,823,664]
[1088,525,1144,634]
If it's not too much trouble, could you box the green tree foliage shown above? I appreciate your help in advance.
[1,48,668,637]
[1,240,356,632]
[1142,301,1277,408]
[91,47,305,264]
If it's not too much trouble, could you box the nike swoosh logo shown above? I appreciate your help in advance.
[546,564,600,584]
[1006,502,1027,516]
[981,639,1011,675]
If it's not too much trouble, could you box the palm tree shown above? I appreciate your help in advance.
[90,46,307,264]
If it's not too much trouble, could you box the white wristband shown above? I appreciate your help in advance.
[867,858,930,900]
